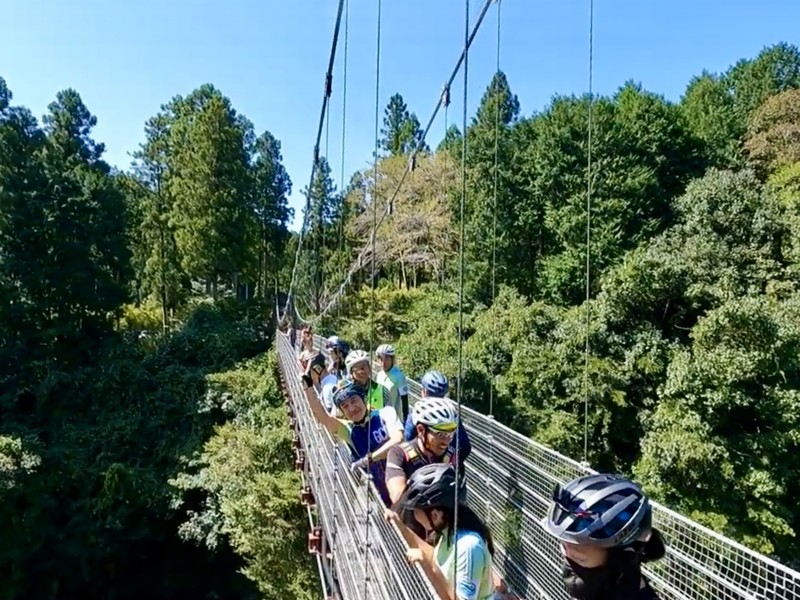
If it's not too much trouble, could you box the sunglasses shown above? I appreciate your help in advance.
[427,427,456,441]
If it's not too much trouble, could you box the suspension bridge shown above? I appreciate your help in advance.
[274,0,800,598]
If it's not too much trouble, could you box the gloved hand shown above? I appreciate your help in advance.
[350,455,370,479]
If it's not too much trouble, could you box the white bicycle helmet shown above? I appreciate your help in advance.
[376,343,395,357]
[345,349,370,373]
[412,397,457,430]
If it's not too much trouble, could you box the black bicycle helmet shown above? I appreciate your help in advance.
[401,463,465,511]
[542,473,652,549]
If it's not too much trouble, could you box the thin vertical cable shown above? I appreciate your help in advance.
[364,0,381,598]
[337,0,349,330]
[331,0,348,567]
[454,0,470,597]
[487,0,502,536]
[582,0,595,467]
[490,0,501,420]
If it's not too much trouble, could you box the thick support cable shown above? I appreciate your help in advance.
[280,0,347,324]
[312,0,496,324]
[454,0,470,596]
[582,0,595,467]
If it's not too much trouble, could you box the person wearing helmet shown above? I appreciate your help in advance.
[318,356,341,415]
[385,463,500,600]
[375,343,409,420]
[345,349,390,410]
[385,397,459,506]
[402,370,472,479]
[296,325,314,371]
[300,375,402,506]
[325,335,350,378]
[541,473,667,600]
[302,351,338,415]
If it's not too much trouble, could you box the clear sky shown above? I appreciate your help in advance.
[2,0,798,230]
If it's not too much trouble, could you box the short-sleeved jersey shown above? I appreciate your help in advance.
[335,406,402,506]
[376,366,408,417]
[435,529,495,600]
[319,373,339,414]
[365,379,390,410]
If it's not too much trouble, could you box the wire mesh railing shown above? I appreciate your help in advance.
[277,332,438,600]
[302,332,800,600]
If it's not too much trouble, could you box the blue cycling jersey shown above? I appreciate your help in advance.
[337,407,402,506]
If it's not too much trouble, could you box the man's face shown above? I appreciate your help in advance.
[380,355,392,371]
[351,361,370,385]
[417,424,455,457]
[340,395,367,422]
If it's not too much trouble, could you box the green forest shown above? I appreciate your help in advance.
[1,39,799,599]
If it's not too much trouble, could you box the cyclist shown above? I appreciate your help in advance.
[303,351,327,387]
[385,463,499,600]
[302,351,338,414]
[375,344,409,420]
[541,473,667,600]
[385,397,459,506]
[319,356,340,415]
[300,376,402,506]
[325,335,350,379]
[296,325,314,371]
[346,349,390,410]
[403,370,472,478]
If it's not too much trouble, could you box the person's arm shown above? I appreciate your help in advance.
[403,414,415,441]
[384,446,408,505]
[397,372,410,420]
[457,417,472,463]
[302,377,347,439]
[369,409,403,462]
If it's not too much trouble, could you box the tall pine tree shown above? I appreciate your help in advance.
[251,130,292,298]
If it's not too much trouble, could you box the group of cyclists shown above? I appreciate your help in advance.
[290,323,667,600]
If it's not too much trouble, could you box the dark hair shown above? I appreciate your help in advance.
[440,505,495,556]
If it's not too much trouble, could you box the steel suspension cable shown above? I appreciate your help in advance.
[337,0,349,331]
[453,0,470,595]
[331,0,349,566]
[487,0,502,537]
[582,0,595,467]
[280,0,347,324]
[363,1,381,598]
[311,0,497,325]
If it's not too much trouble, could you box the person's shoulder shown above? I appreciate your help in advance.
[455,530,486,553]
[386,444,404,463]
[378,405,399,421]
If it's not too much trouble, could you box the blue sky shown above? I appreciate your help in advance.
[2,0,798,230]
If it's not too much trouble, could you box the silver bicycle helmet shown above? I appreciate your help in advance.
[542,473,652,548]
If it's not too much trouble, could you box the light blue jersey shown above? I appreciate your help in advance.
[435,529,495,600]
